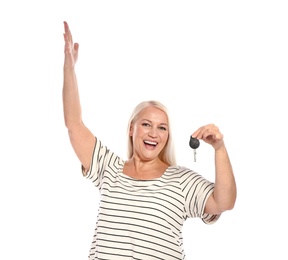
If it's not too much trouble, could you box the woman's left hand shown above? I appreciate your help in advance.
[192,124,224,150]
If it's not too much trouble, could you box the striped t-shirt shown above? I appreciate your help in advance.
[84,138,220,260]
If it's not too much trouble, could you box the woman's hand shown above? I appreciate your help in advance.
[192,124,224,150]
[63,21,79,69]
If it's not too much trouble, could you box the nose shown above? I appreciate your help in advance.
[148,127,157,138]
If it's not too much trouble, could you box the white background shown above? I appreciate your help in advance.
[1,1,287,259]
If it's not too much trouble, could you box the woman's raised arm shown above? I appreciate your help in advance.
[62,21,95,172]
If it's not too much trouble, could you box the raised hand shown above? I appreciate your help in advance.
[63,21,79,69]
[192,124,224,150]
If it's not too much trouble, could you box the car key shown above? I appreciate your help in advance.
[189,136,200,162]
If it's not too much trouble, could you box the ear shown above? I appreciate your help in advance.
[129,124,133,136]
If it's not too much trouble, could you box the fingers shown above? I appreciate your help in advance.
[63,21,77,45]
[63,21,72,43]
[63,21,70,37]
[74,42,79,52]
[63,21,79,56]
[192,124,225,150]
[192,124,224,142]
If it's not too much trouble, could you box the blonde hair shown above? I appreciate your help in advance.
[126,100,177,166]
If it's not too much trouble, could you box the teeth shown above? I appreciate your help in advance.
[144,140,157,145]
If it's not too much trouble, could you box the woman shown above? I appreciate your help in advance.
[62,21,236,260]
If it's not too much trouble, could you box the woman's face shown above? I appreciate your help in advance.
[129,106,169,161]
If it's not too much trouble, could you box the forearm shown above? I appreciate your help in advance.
[213,144,237,211]
[62,67,82,129]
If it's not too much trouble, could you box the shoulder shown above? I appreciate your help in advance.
[93,138,125,167]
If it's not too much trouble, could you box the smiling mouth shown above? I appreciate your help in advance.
[144,140,157,147]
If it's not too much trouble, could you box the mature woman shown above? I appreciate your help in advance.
[62,21,236,260]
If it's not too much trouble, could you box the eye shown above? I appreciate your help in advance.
[142,122,151,127]
[159,126,167,131]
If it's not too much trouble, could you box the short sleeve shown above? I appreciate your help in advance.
[180,167,221,224]
[82,138,112,188]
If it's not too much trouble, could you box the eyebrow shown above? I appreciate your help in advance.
[141,119,168,126]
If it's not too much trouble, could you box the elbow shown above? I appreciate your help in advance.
[216,203,234,214]
[214,191,237,213]
[225,201,236,211]
[205,191,236,215]
[215,202,235,215]
[217,185,237,212]
[220,195,237,212]
[64,117,83,130]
